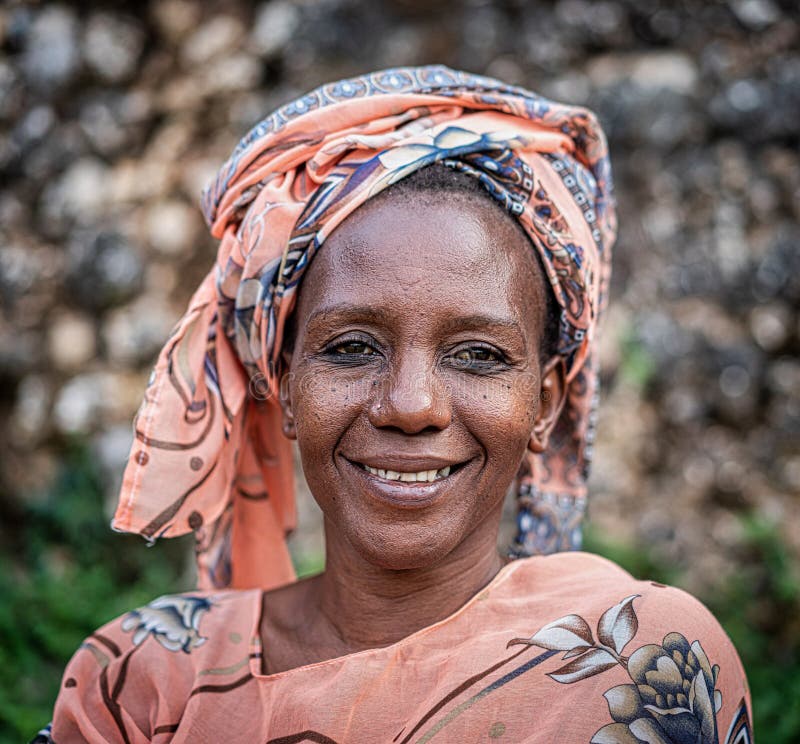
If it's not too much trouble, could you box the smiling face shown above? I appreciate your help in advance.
[280,189,565,570]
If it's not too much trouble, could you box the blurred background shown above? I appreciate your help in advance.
[0,0,798,740]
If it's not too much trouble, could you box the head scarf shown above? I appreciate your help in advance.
[113,65,615,590]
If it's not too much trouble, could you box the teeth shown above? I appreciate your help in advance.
[362,464,454,482]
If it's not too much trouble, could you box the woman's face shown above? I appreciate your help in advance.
[281,191,565,570]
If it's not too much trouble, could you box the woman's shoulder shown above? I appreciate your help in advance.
[505,551,745,660]
[499,552,753,743]
[509,550,706,606]
[49,588,262,743]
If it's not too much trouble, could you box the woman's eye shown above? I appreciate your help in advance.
[451,347,503,367]
[332,341,376,356]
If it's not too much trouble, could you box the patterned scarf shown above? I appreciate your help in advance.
[113,65,616,589]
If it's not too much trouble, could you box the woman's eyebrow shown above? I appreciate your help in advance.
[305,304,394,327]
[306,306,522,334]
[440,314,522,334]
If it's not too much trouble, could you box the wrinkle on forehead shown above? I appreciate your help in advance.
[324,208,489,285]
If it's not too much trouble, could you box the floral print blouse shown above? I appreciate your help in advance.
[43,552,752,743]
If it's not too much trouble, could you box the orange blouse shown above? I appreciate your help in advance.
[50,552,752,743]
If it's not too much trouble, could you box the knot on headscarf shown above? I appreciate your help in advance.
[113,66,616,590]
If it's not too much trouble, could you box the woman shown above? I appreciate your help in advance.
[43,66,751,743]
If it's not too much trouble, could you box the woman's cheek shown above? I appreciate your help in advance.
[291,364,371,437]
[457,375,538,438]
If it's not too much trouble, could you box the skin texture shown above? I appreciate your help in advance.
[259,191,566,674]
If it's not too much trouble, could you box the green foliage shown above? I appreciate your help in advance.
[617,331,656,390]
[0,442,192,743]
[584,525,679,587]
[289,547,325,580]
[704,516,800,742]
[586,519,800,743]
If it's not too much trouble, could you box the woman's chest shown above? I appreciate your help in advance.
[167,638,611,743]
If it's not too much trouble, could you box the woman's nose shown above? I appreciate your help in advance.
[368,351,451,433]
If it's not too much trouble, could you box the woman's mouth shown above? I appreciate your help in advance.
[343,457,470,508]
[359,464,452,483]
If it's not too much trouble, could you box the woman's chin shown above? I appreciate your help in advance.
[344,525,461,572]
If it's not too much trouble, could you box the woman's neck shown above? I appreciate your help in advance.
[313,518,507,653]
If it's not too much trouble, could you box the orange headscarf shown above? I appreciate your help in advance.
[112,66,616,590]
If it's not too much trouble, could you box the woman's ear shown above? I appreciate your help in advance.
[528,356,567,454]
[278,351,297,440]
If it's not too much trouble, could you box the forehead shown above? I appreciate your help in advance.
[295,193,546,328]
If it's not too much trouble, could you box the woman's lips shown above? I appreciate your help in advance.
[360,463,451,483]
[342,457,470,508]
